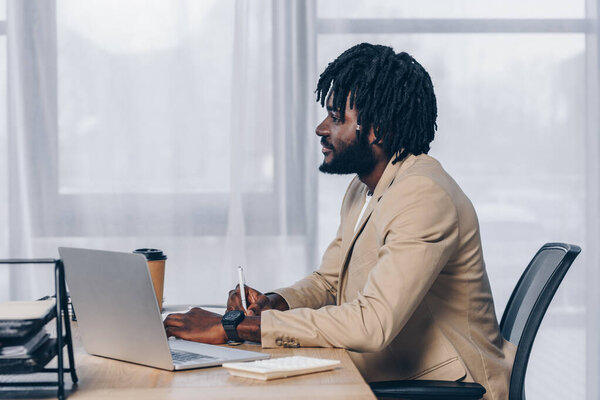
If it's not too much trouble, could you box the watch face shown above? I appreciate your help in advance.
[223,310,244,323]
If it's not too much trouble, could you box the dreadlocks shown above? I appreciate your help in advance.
[315,43,437,163]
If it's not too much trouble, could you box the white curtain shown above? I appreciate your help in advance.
[4,0,318,305]
[6,0,57,299]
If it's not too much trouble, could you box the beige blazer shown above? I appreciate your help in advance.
[261,154,516,400]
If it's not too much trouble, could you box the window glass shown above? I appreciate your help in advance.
[57,0,274,194]
[317,0,585,19]
[0,37,7,300]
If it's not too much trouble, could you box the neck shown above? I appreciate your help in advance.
[358,156,391,193]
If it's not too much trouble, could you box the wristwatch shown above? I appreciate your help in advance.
[221,310,245,342]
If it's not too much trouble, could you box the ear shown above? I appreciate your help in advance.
[367,127,383,146]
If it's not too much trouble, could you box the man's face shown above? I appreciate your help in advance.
[316,94,377,175]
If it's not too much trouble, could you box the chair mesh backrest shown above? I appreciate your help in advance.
[501,246,566,343]
[500,242,581,400]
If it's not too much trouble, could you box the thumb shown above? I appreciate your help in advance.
[247,303,262,316]
[247,303,263,315]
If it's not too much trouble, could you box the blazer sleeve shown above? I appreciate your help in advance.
[261,175,459,352]
[269,224,341,309]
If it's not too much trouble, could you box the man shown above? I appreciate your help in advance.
[164,43,515,400]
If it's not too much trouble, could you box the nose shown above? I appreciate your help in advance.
[315,117,329,137]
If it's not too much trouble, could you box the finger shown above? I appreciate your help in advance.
[246,287,260,303]
[247,304,260,316]
[247,295,269,316]
[228,287,241,301]
[247,300,261,315]
[255,294,270,309]
[163,313,186,326]
[165,312,185,320]
[227,289,243,311]
[165,326,185,338]
[164,318,185,328]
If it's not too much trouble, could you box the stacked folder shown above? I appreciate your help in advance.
[0,299,56,372]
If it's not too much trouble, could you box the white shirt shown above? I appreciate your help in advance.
[354,190,373,233]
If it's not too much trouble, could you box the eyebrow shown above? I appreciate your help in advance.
[326,105,339,112]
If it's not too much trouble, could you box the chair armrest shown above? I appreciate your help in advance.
[369,379,486,399]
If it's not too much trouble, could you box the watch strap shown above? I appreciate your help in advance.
[222,310,245,342]
[223,323,242,342]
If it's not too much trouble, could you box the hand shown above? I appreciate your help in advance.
[163,307,227,344]
[227,284,273,316]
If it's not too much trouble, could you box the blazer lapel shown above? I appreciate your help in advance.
[340,184,369,256]
[337,156,412,300]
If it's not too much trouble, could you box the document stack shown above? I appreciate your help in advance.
[0,299,55,372]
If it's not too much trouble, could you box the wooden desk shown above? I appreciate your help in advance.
[1,323,376,400]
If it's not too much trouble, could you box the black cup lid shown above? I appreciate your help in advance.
[133,248,167,261]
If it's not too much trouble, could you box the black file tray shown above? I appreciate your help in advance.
[0,259,78,400]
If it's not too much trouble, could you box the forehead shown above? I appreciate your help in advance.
[326,92,335,109]
[326,92,356,113]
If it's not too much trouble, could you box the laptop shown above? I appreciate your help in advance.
[59,247,270,370]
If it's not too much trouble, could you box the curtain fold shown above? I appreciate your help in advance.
[223,0,250,283]
[272,0,318,279]
[7,0,57,300]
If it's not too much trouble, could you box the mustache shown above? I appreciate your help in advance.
[321,138,334,149]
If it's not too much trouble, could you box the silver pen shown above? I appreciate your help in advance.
[237,266,247,310]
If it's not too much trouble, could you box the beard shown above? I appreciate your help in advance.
[319,132,377,175]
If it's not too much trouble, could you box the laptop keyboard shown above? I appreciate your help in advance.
[171,349,217,364]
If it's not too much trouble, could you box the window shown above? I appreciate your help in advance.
[9,1,316,305]
[315,2,592,399]
[24,1,311,237]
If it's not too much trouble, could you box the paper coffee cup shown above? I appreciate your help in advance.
[133,248,167,311]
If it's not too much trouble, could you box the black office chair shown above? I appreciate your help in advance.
[370,242,581,400]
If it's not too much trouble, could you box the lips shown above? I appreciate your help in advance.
[321,145,333,154]
[321,139,333,153]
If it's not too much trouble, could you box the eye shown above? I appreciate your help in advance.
[331,114,341,123]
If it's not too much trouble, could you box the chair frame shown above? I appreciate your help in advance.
[501,242,581,400]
